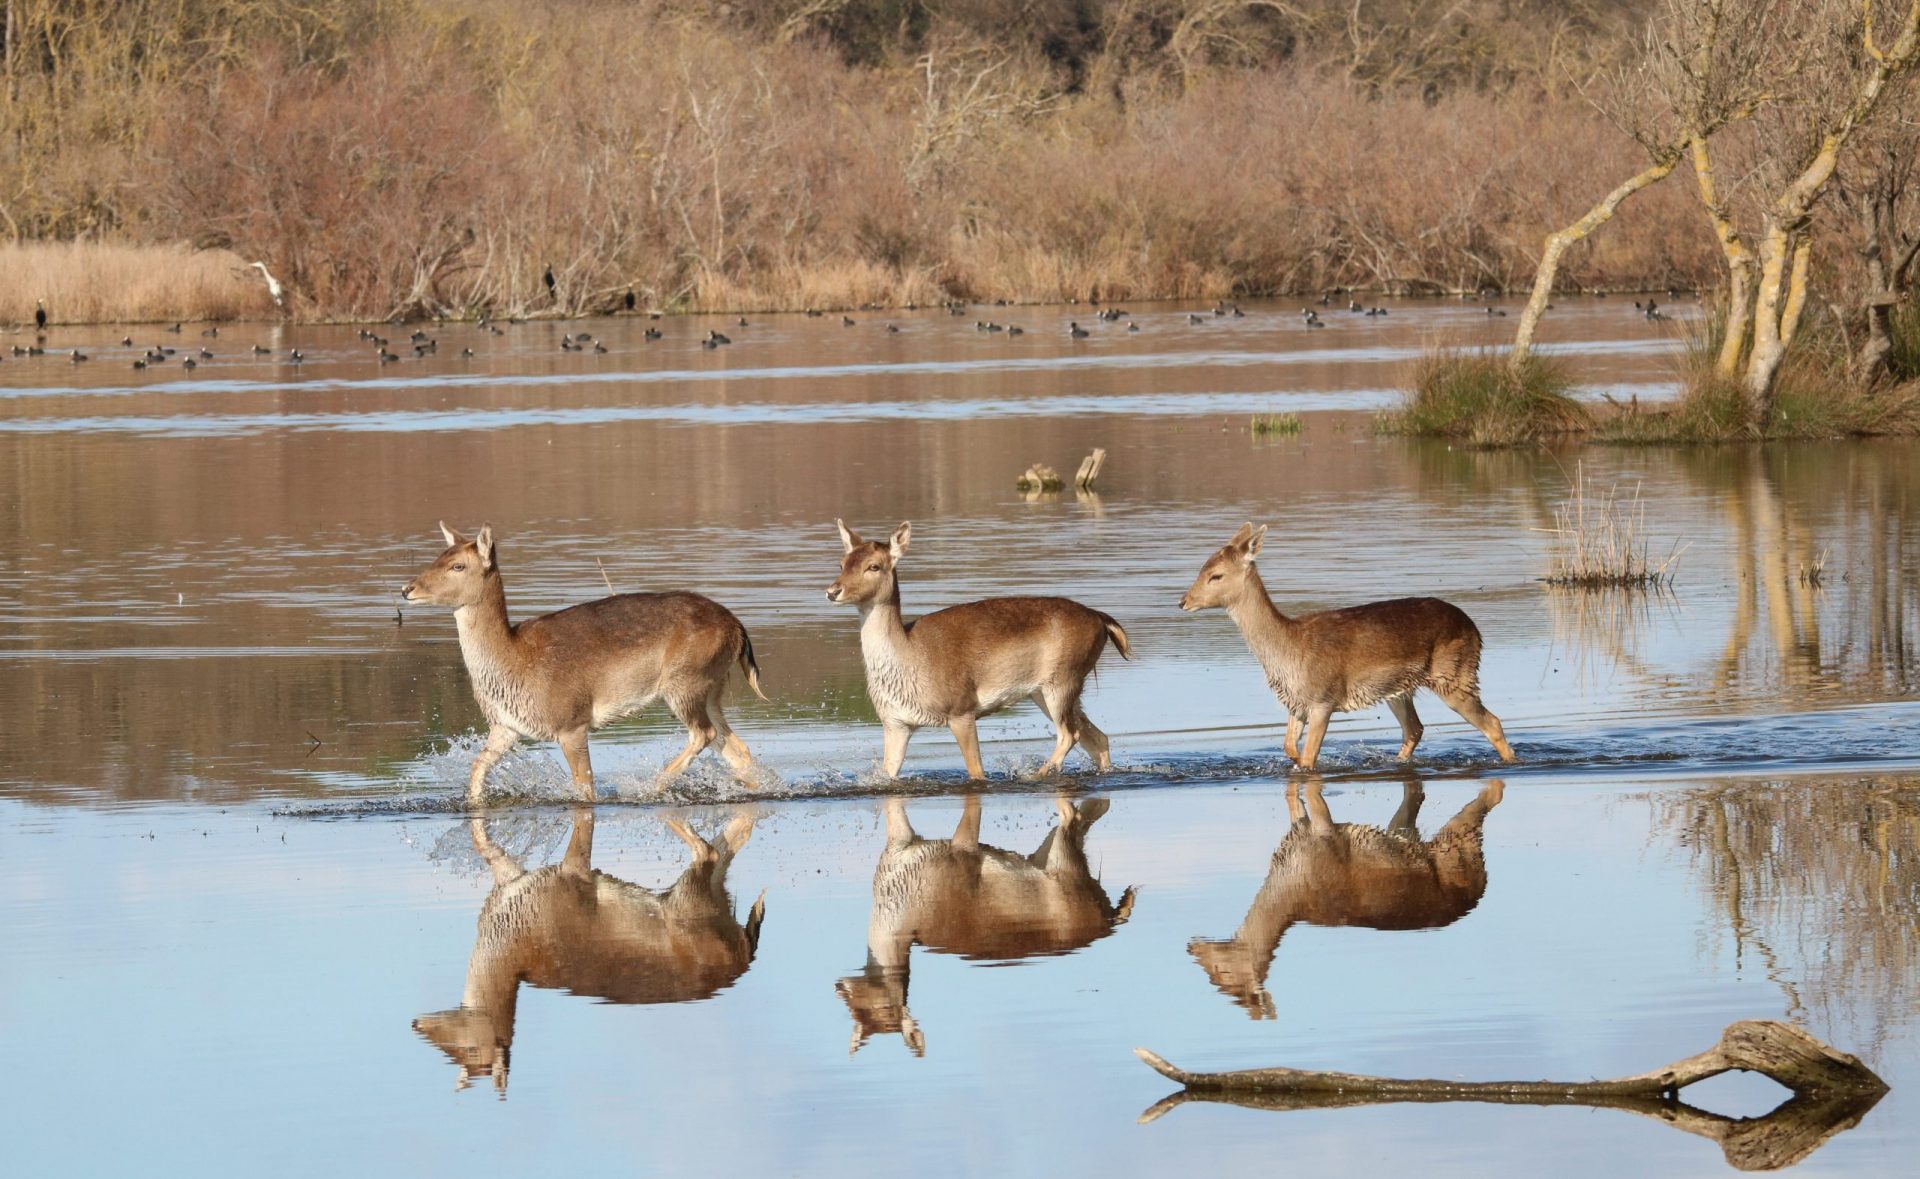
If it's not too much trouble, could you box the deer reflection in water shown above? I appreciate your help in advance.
[413,808,766,1093]
[1192,780,1502,1018]
[838,795,1136,1056]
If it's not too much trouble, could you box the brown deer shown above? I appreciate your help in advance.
[1191,780,1501,1018]
[825,520,1131,779]
[836,795,1136,1055]
[1179,522,1516,770]
[413,808,767,1093]
[401,523,766,800]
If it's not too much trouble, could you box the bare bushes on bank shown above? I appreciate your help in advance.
[9,2,1719,322]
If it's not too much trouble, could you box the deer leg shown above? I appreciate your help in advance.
[1441,689,1517,763]
[665,816,719,864]
[1386,693,1424,761]
[883,796,916,846]
[881,722,912,778]
[949,714,987,780]
[1387,781,1426,835]
[557,727,596,802]
[468,814,525,886]
[952,794,983,851]
[1296,706,1334,771]
[560,807,596,877]
[1434,778,1507,843]
[1034,687,1079,774]
[1302,779,1336,834]
[1073,706,1112,772]
[659,695,717,784]
[707,685,754,777]
[468,725,519,803]
[1283,713,1302,761]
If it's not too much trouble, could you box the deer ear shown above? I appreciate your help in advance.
[474,524,495,570]
[835,518,861,554]
[889,522,912,561]
[439,521,464,548]
[1245,524,1267,561]
[1229,521,1255,546]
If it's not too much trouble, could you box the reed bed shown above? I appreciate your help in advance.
[0,242,270,326]
[1541,466,1686,589]
[1250,412,1303,436]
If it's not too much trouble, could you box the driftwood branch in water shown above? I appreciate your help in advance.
[1136,1021,1887,1172]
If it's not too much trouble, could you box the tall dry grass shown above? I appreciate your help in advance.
[0,242,269,325]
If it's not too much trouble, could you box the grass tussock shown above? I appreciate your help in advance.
[1250,412,1303,436]
[1541,465,1685,589]
[1383,349,1591,446]
[0,242,270,326]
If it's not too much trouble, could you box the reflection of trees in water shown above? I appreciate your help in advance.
[1516,441,1918,708]
[1659,775,1920,1052]
[1698,444,1919,706]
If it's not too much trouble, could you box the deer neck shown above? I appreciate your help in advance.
[857,572,912,659]
[1226,566,1305,702]
[453,573,517,673]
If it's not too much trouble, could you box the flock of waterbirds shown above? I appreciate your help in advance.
[4,287,1694,375]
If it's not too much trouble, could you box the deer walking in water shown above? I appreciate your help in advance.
[413,808,767,1093]
[825,520,1132,779]
[1179,522,1515,770]
[1191,780,1501,1018]
[837,794,1136,1054]
[401,523,766,801]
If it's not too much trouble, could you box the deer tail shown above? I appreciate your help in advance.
[738,626,770,701]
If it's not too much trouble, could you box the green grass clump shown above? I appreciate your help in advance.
[1250,412,1302,436]
[1382,349,1590,445]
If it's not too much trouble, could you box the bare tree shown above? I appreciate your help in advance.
[1838,130,1920,385]
[1733,1,1920,425]
[1512,0,1777,365]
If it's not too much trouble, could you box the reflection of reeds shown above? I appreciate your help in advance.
[1545,583,1676,688]
[1797,548,1829,588]
[1657,775,1920,1052]
[1541,465,1685,589]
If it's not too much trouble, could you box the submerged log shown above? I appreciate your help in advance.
[1136,1021,1886,1172]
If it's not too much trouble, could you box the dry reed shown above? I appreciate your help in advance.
[1541,465,1686,589]
[0,242,270,326]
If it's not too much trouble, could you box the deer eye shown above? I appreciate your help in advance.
[866,563,882,572]
[1208,573,1223,582]
[451,563,466,572]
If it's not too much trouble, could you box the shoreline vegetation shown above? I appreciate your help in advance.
[6,2,1919,442]
[3,0,1717,327]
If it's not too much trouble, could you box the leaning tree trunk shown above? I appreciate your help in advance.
[1691,135,1756,378]
[1512,155,1681,365]
[1743,2,1920,428]
[1138,1021,1888,1172]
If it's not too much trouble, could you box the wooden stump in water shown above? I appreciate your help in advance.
[1074,448,1106,490]
[1015,463,1062,492]
[1136,1021,1887,1171]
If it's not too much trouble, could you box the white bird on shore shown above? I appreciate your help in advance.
[249,261,285,309]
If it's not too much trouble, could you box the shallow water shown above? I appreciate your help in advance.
[1,298,1915,1175]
